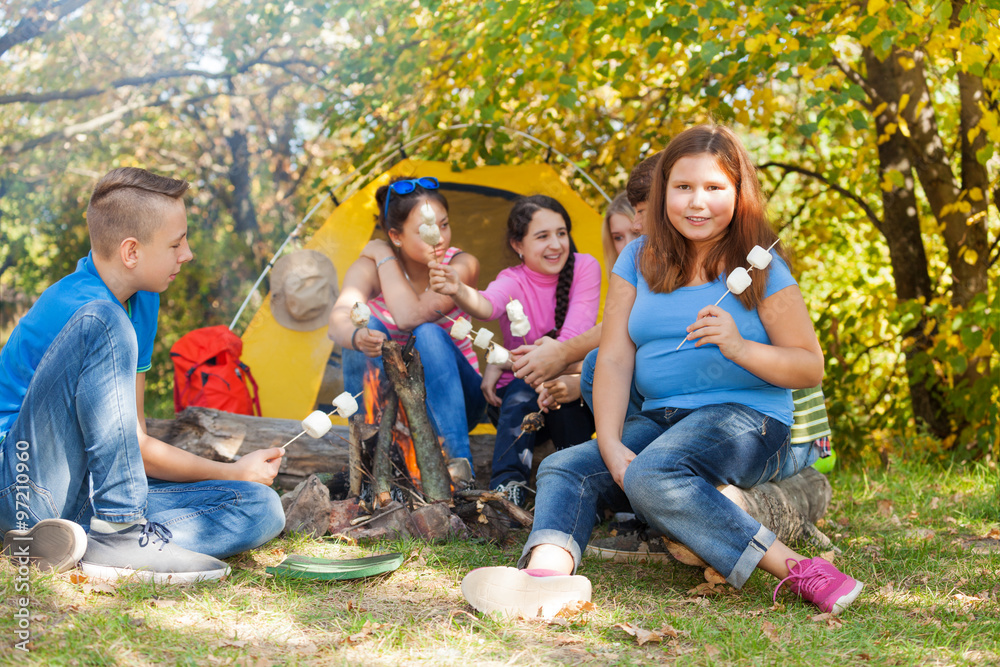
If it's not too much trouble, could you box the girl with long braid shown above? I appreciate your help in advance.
[430,195,602,506]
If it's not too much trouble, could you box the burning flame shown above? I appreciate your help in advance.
[362,366,422,484]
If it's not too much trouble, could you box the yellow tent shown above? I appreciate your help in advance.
[240,159,606,419]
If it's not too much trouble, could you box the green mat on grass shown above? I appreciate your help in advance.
[266,553,405,581]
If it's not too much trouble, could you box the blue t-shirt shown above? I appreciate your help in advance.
[613,238,796,424]
[0,253,159,436]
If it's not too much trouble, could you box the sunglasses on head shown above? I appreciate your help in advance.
[384,177,440,219]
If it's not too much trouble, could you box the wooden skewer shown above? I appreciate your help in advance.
[675,239,782,352]
[280,389,364,449]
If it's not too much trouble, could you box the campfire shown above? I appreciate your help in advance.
[282,338,532,544]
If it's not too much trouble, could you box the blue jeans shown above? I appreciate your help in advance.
[580,348,643,419]
[521,403,791,588]
[0,301,284,559]
[488,377,595,489]
[342,318,486,463]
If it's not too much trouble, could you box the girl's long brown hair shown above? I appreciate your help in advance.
[639,125,787,310]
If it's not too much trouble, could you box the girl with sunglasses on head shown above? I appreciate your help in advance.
[459,125,862,619]
[328,176,486,467]
[429,195,602,507]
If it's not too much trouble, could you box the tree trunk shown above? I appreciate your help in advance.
[380,340,452,502]
[864,47,951,438]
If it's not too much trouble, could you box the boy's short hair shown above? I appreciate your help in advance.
[87,167,189,259]
[625,151,663,207]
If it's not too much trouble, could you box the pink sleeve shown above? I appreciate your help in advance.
[557,254,602,341]
[479,268,520,321]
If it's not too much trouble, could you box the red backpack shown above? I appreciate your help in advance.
[170,325,261,416]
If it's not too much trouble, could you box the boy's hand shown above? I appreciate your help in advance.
[428,260,460,296]
[232,447,284,485]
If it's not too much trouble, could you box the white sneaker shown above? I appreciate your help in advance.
[461,566,591,619]
[3,518,88,573]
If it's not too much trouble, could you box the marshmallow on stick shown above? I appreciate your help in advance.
[675,239,780,351]
[473,328,494,349]
[486,343,510,365]
[509,317,531,338]
[281,389,363,449]
[505,298,531,338]
[450,316,473,340]
[350,302,371,328]
[418,202,442,258]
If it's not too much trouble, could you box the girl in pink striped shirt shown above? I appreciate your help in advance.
[328,177,485,465]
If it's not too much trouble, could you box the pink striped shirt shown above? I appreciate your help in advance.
[367,246,479,371]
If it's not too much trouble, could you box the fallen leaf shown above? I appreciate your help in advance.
[761,620,780,642]
[81,582,117,595]
[69,572,88,584]
[615,622,664,646]
[876,499,893,517]
[953,593,986,604]
[220,639,247,648]
[811,613,844,628]
[985,528,1000,540]
[687,582,722,596]
[820,550,836,562]
[554,600,595,619]
[905,528,936,541]
[704,644,721,657]
[554,636,583,646]
[149,598,178,608]
[929,497,940,510]
[704,567,726,584]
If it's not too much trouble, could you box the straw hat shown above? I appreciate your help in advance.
[270,250,338,331]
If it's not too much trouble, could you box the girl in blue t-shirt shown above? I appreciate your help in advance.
[461,125,864,619]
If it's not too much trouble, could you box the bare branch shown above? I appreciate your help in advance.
[758,161,883,232]
[0,91,224,157]
[0,0,91,57]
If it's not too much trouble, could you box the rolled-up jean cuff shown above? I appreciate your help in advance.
[91,505,147,524]
[518,529,583,573]
[727,524,776,589]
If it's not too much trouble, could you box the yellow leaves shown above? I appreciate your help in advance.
[873,102,888,118]
[745,35,763,53]
[898,56,917,70]
[868,0,887,15]
[968,188,984,202]
[960,248,979,266]
[877,123,898,145]
[898,93,910,112]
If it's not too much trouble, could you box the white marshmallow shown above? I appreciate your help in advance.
[418,222,441,246]
[486,344,510,365]
[505,299,526,321]
[332,391,359,418]
[726,267,753,295]
[350,302,371,328]
[420,201,436,225]
[450,316,473,340]
[473,328,494,349]
[747,245,773,270]
[509,317,531,338]
[301,410,333,439]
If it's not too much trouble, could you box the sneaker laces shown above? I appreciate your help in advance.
[138,522,173,552]
[773,558,832,603]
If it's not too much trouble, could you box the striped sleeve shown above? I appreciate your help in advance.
[790,385,832,445]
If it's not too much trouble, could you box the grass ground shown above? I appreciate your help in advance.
[2,457,997,666]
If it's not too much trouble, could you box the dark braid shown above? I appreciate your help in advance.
[546,249,576,338]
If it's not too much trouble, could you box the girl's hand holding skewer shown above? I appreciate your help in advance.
[353,326,387,358]
[428,260,460,296]
[684,304,747,361]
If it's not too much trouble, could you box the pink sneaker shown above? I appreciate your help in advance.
[773,557,864,615]
[461,566,592,619]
